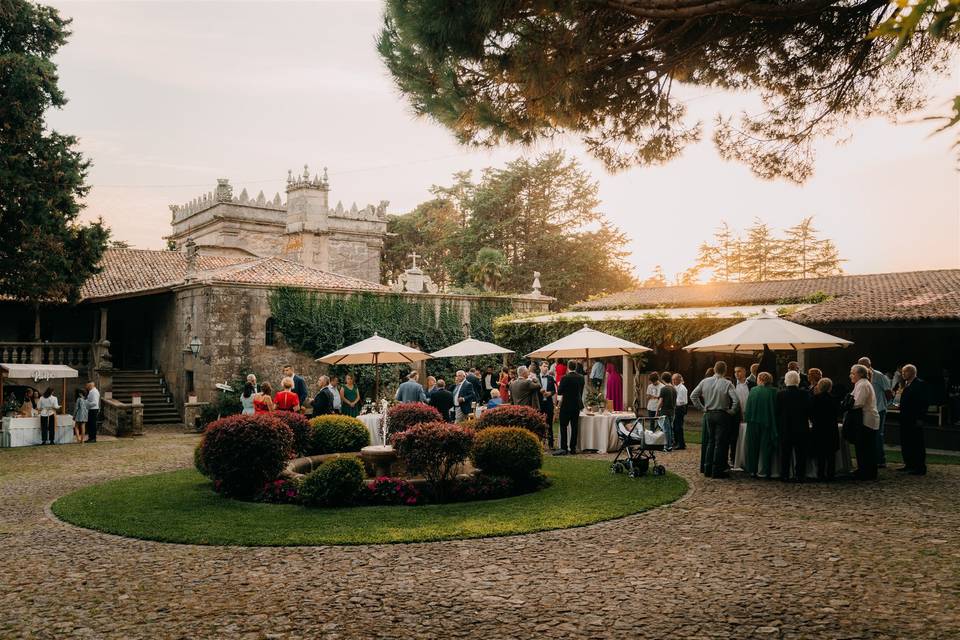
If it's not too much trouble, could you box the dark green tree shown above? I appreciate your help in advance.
[780,216,844,279]
[469,247,509,291]
[0,0,109,306]
[378,1,956,183]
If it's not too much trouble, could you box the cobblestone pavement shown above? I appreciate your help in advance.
[1,432,958,640]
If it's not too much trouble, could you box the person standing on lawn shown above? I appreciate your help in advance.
[557,360,585,455]
[538,361,557,449]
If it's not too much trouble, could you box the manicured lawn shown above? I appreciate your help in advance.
[52,456,687,546]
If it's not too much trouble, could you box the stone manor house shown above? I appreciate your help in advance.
[0,166,551,425]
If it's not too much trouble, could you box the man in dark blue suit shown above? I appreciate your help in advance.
[537,361,557,449]
[897,364,930,475]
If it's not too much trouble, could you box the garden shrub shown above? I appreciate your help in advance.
[471,427,543,480]
[271,411,313,456]
[386,402,443,435]
[299,457,365,507]
[391,421,474,501]
[308,415,371,454]
[363,477,421,506]
[253,478,301,504]
[475,405,548,438]
[193,443,207,476]
[201,414,294,497]
[448,474,515,502]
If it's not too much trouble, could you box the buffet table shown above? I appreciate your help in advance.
[1,415,76,447]
[733,422,852,478]
[575,411,636,453]
[359,413,384,445]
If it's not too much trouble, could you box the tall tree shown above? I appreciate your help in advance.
[740,219,785,282]
[383,197,465,287]
[641,265,668,288]
[696,222,742,282]
[469,247,509,291]
[0,0,109,307]
[378,1,956,183]
[780,216,844,279]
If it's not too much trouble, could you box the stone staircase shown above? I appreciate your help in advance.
[110,370,181,425]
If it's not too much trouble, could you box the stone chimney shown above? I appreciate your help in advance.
[184,238,198,281]
[285,164,330,234]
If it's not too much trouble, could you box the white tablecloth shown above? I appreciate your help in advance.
[2,415,76,447]
[733,422,852,478]
[359,413,384,445]
[574,412,636,453]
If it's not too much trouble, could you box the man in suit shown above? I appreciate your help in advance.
[429,379,455,422]
[537,361,557,449]
[395,371,427,403]
[509,365,541,409]
[746,363,759,389]
[557,360,585,454]
[467,368,483,400]
[481,366,496,402]
[451,370,478,422]
[780,361,809,390]
[776,370,811,482]
[311,375,336,416]
[283,365,309,407]
[898,364,930,475]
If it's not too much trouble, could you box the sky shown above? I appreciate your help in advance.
[47,1,960,281]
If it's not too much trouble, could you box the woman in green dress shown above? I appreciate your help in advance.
[744,371,778,477]
[340,373,361,417]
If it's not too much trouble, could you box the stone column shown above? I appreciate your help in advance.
[130,404,144,436]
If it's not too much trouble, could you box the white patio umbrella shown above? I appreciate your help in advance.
[527,325,652,360]
[317,332,431,399]
[683,311,853,352]
[430,337,514,358]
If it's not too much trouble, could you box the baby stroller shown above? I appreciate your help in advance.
[610,415,668,477]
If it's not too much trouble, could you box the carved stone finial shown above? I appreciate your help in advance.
[239,188,249,203]
[215,178,232,202]
[302,164,310,180]
[287,169,293,183]
[532,271,542,296]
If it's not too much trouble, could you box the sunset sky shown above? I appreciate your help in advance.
[48,1,960,282]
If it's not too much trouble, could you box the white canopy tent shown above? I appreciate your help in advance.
[1,363,80,415]
[682,311,853,353]
[430,337,514,358]
[317,333,431,399]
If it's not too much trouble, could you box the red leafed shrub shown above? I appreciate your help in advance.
[386,402,443,435]
[201,414,294,497]
[391,421,474,501]
[471,427,543,480]
[254,478,301,504]
[270,411,312,456]
[475,404,548,438]
[363,477,421,506]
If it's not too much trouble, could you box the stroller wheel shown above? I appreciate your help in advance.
[653,464,666,476]
[610,462,624,475]
[631,458,650,477]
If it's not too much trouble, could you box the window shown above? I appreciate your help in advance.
[265,317,277,347]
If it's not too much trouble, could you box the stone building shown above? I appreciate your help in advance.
[0,166,553,425]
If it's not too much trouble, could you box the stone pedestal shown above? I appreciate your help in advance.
[360,445,398,477]
[184,401,209,432]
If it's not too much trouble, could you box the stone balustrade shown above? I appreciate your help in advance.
[0,342,93,369]
[101,397,143,437]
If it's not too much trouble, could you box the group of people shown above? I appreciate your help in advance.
[239,365,362,418]
[10,382,101,445]
[685,357,930,482]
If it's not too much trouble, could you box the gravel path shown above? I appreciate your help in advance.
[0,432,957,639]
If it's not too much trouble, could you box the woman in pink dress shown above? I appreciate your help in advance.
[605,362,624,411]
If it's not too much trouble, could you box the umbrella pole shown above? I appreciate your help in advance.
[374,353,381,402]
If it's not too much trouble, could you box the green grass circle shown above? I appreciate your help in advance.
[52,457,687,546]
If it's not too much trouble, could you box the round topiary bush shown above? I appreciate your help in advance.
[308,415,371,454]
[471,427,543,480]
[193,443,207,476]
[299,456,365,507]
[392,421,474,500]
[200,414,294,497]
[387,402,443,435]
[475,405,548,438]
[271,411,313,456]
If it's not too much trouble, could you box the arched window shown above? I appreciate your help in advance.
[265,317,277,347]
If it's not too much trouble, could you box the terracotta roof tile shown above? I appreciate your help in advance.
[573,270,960,323]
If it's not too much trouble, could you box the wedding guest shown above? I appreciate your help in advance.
[311,376,336,416]
[498,367,511,402]
[858,357,893,468]
[538,361,557,449]
[85,382,100,443]
[466,368,483,400]
[327,376,342,413]
[38,387,60,445]
[425,375,437,396]
[590,359,605,390]
[777,370,811,483]
[850,364,880,480]
[657,372,677,451]
[744,372,778,478]
[807,368,823,395]
[557,360,585,455]
[340,373,361,417]
[274,377,301,412]
[240,382,256,415]
[452,370,478,422]
[246,373,258,393]
[19,388,37,417]
[482,366,496,402]
[733,366,751,465]
[254,382,275,414]
[897,364,929,475]
[73,388,88,445]
[509,366,541,410]
[395,371,427,403]
[671,373,688,450]
[282,365,309,407]
[780,361,809,390]
[486,388,504,410]
[430,379,455,421]
[690,361,740,478]
[645,372,662,419]
[605,362,623,411]
[810,377,840,481]
[747,363,759,388]
[554,360,567,385]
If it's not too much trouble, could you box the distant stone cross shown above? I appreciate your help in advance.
[407,252,421,269]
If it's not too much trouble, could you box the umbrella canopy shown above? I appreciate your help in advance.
[527,325,652,359]
[430,337,514,358]
[683,311,853,352]
[317,333,432,365]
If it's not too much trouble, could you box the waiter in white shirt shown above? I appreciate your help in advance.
[85,381,101,443]
[671,373,688,450]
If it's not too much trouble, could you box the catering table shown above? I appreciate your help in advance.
[733,422,852,478]
[575,411,636,453]
[358,413,384,445]
[1,415,76,447]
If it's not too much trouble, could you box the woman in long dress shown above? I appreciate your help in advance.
[240,383,256,415]
[73,388,88,444]
[744,372,778,477]
[340,373,360,417]
[604,362,623,411]
[253,382,275,414]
